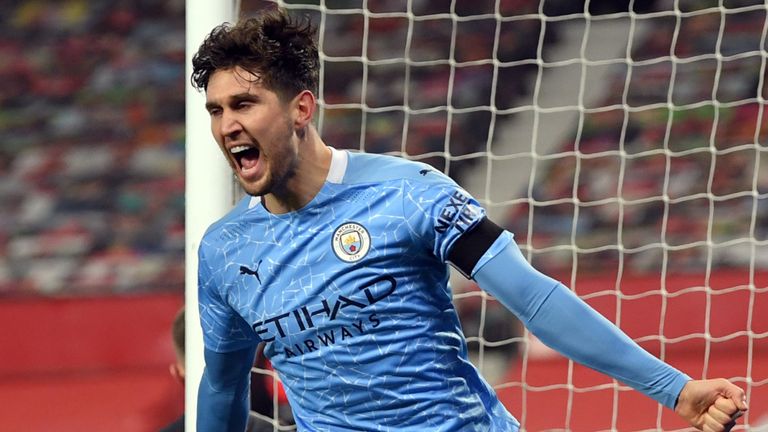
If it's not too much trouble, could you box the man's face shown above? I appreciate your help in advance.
[205,66,299,197]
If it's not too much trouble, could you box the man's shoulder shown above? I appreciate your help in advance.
[344,151,452,186]
[201,195,259,242]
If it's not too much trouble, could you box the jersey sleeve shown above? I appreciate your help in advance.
[402,168,487,263]
[474,235,691,409]
[198,242,260,353]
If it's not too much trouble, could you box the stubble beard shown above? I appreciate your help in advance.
[240,120,298,198]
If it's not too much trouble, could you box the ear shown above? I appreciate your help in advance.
[292,90,316,130]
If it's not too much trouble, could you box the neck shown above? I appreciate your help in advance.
[263,127,331,214]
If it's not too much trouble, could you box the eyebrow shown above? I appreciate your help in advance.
[205,92,260,112]
[204,101,220,112]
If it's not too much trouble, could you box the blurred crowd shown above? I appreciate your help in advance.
[0,0,765,296]
[0,0,186,295]
[504,0,768,276]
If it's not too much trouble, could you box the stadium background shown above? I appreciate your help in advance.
[0,0,766,430]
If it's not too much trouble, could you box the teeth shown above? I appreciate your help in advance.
[230,145,251,154]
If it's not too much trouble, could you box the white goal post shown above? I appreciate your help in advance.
[185,1,239,430]
[186,1,767,430]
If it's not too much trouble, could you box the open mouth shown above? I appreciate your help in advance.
[230,145,260,171]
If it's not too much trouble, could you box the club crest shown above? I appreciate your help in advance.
[332,222,371,262]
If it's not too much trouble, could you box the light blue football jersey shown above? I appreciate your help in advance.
[198,148,520,431]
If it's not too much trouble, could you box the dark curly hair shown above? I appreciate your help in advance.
[191,8,319,100]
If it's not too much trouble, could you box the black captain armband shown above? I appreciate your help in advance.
[447,217,504,278]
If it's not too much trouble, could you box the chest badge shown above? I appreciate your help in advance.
[332,222,371,262]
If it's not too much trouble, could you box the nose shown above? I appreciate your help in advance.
[219,110,242,139]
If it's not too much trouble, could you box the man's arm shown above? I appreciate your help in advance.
[198,345,258,432]
[452,219,747,430]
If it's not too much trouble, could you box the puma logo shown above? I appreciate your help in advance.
[239,260,262,284]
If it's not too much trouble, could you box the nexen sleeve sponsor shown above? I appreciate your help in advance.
[403,175,487,264]
[434,190,482,234]
[431,188,485,259]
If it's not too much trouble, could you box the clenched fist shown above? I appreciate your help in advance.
[674,379,748,432]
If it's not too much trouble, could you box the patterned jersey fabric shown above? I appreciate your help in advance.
[198,148,519,431]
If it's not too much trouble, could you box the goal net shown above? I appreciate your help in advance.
[189,0,768,430]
